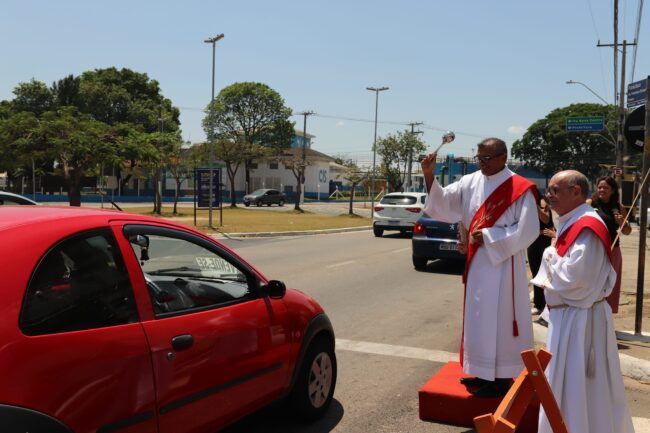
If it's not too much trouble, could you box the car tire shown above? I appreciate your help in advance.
[373,226,384,237]
[289,338,337,421]
[279,199,285,207]
[244,202,250,207]
[256,200,262,207]
[412,256,428,270]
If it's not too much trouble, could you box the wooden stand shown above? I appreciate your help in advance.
[473,349,568,433]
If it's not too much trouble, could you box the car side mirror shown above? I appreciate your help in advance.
[262,280,286,299]
[129,234,150,261]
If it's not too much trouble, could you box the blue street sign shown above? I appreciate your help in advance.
[566,116,604,132]
[195,168,221,208]
[627,78,647,108]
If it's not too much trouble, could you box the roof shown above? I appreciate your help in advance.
[0,206,185,232]
[278,147,336,162]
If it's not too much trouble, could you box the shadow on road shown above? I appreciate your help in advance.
[416,259,465,275]
[222,399,344,433]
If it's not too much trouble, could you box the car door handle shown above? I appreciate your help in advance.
[171,334,194,350]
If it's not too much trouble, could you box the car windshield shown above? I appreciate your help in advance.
[380,195,418,205]
[250,189,268,195]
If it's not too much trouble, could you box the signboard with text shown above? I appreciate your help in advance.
[627,78,647,108]
[195,168,221,208]
[566,116,604,132]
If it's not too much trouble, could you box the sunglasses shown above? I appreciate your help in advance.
[473,154,504,163]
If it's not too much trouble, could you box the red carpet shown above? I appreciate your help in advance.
[418,361,539,432]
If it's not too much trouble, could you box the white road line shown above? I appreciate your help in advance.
[326,260,356,269]
[336,338,457,364]
[391,247,411,253]
[336,338,650,432]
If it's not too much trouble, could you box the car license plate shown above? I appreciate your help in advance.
[439,243,457,251]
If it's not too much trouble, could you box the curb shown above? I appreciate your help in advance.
[212,225,372,239]
[533,322,650,383]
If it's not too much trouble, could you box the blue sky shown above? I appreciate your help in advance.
[1,0,647,162]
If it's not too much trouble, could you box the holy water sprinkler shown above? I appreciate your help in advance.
[432,131,456,155]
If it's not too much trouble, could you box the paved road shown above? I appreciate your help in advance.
[219,231,650,433]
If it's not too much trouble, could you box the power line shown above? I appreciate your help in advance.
[630,0,644,82]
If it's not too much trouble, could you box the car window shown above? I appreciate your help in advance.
[20,229,138,336]
[379,195,418,205]
[420,196,426,204]
[128,234,253,317]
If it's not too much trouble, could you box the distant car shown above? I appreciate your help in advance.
[0,206,337,433]
[373,192,427,237]
[243,188,287,207]
[411,215,465,269]
[0,190,38,205]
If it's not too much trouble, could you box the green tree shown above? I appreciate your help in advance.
[376,130,426,192]
[342,161,368,215]
[511,103,617,181]
[203,82,293,194]
[11,79,54,116]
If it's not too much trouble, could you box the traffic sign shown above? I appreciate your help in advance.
[566,116,604,132]
[627,78,647,108]
[624,104,645,152]
[613,167,623,176]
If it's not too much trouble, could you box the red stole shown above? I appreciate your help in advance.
[459,174,536,364]
[555,215,612,262]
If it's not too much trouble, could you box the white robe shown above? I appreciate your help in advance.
[531,203,634,433]
[424,167,539,380]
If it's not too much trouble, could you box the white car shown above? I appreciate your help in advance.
[0,191,38,205]
[373,192,427,237]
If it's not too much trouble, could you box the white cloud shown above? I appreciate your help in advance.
[336,121,345,128]
[507,126,526,135]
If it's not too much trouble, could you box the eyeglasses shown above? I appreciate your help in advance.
[546,185,576,196]
[473,154,504,163]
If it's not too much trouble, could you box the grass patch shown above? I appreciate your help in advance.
[122,206,370,234]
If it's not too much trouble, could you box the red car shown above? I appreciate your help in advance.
[0,207,336,433]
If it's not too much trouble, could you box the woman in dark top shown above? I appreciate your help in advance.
[590,176,632,313]
[527,191,554,313]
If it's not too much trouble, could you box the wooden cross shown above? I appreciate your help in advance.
[473,349,568,433]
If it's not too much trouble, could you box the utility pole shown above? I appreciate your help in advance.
[598,38,637,187]
[407,122,423,192]
[296,111,314,210]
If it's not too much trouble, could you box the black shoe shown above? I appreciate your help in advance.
[460,376,490,387]
[471,379,512,398]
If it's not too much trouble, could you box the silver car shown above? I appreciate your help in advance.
[0,191,38,205]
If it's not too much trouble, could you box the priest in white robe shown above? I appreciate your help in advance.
[421,138,539,397]
[531,170,634,433]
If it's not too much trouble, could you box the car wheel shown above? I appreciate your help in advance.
[373,226,384,237]
[289,338,337,421]
[412,256,428,270]
[256,200,262,207]
[244,202,250,207]
[279,199,285,207]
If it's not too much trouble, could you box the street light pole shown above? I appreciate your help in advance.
[566,79,622,182]
[565,80,609,105]
[204,33,224,228]
[366,86,389,218]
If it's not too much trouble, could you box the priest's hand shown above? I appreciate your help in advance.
[420,153,437,174]
[469,230,484,246]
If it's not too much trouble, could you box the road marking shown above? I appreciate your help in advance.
[337,338,650,432]
[336,338,457,364]
[391,247,411,253]
[326,260,356,269]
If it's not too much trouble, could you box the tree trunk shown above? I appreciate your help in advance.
[349,184,356,215]
[226,164,238,207]
[294,169,303,212]
[153,168,162,214]
[173,179,180,214]
[244,160,251,194]
[68,168,82,207]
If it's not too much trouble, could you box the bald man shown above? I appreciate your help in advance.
[531,170,634,433]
